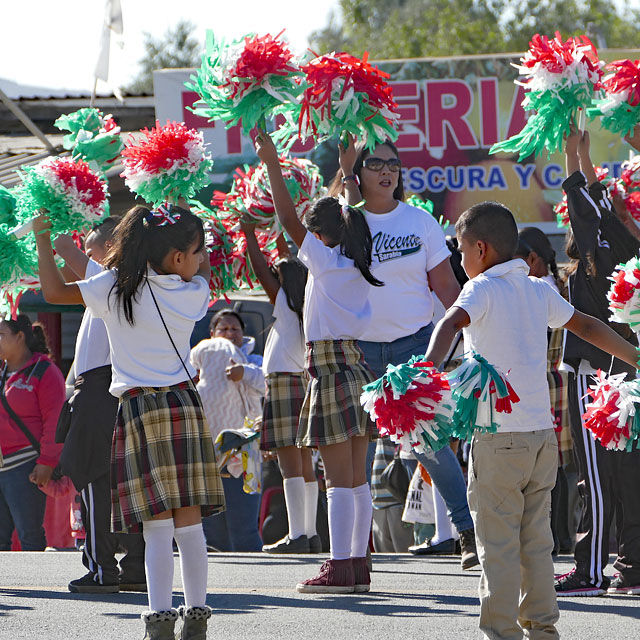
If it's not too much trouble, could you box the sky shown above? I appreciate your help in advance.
[1,0,341,94]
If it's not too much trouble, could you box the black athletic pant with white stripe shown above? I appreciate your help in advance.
[80,472,145,585]
[569,373,640,586]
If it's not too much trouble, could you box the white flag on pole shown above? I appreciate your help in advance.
[94,0,124,82]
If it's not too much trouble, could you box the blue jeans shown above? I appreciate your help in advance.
[0,459,47,550]
[358,325,474,533]
[202,475,262,551]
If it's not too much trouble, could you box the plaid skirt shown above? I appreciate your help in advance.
[297,340,376,448]
[111,381,225,533]
[261,372,308,451]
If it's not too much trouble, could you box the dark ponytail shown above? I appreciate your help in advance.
[272,258,307,327]
[104,204,205,325]
[304,197,384,288]
[3,315,50,354]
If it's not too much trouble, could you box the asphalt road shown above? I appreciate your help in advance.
[1,551,638,639]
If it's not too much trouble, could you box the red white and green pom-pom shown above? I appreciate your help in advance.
[607,257,640,332]
[490,32,603,160]
[583,370,640,451]
[193,201,278,302]
[406,195,450,232]
[186,30,303,134]
[554,166,626,228]
[121,121,213,206]
[15,157,108,236]
[446,353,520,441]
[587,59,640,137]
[214,156,325,243]
[361,356,454,454]
[275,51,400,152]
[54,108,123,174]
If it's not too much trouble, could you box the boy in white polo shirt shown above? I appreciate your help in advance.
[424,201,639,640]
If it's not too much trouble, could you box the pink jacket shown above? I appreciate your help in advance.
[0,353,65,467]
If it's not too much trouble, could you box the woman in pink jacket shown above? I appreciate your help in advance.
[0,315,65,550]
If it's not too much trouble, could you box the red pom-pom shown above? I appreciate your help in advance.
[49,157,107,209]
[603,59,640,106]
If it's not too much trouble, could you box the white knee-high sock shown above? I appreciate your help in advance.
[327,486,354,560]
[283,477,306,539]
[351,483,373,558]
[431,483,458,545]
[304,481,319,538]
[142,519,175,611]
[174,523,208,608]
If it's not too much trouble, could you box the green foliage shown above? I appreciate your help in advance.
[309,0,640,59]
[124,20,201,95]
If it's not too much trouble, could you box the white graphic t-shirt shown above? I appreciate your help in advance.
[360,201,451,342]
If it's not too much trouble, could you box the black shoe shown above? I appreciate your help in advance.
[262,534,310,554]
[607,573,640,595]
[308,534,322,553]
[555,569,607,596]
[409,537,457,556]
[68,572,119,594]
[119,574,147,592]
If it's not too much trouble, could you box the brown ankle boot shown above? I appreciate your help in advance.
[459,528,480,570]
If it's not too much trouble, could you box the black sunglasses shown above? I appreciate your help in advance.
[362,157,402,172]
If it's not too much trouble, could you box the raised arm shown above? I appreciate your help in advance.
[53,234,89,281]
[564,310,639,369]
[577,131,598,187]
[196,246,211,281]
[239,221,280,303]
[33,215,84,305]
[338,133,363,206]
[254,130,307,248]
[424,307,471,368]
[565,127,580,177]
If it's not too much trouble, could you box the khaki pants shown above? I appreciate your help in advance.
[468,430,560,640]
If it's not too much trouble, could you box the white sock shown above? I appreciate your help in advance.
[351,483,373,558]
[174,523,208,608]
[283,477,306,539]
[327,486,354,560]
[304,481,319,538]
[142,518,175,611]
[430,483,458,545]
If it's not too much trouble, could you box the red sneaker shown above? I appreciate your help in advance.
[296,559,355,594]
[352,557,370,593]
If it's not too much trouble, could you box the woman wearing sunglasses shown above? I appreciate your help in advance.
[329,136,478,568]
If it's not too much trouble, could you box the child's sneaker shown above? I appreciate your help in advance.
[296,559,355,594]
[555,568,607,596]
[607,573,640,595]
[352,557,370,593]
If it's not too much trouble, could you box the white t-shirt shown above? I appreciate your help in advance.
[77,268,210,396]
[360,201,451,342]
[73,259,111,377]
[263,288,305,374]
[297,231,372,341]
[454,259,575,433]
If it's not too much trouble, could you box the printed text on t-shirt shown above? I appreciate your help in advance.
[371,231,422,263]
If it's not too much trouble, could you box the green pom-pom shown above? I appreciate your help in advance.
[0,224,38,288]
[587,101,640,138]
[0,186,17,226]
[490,84,594,160]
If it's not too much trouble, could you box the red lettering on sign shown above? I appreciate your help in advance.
[390,80,425,151]
[426,80,478,149]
